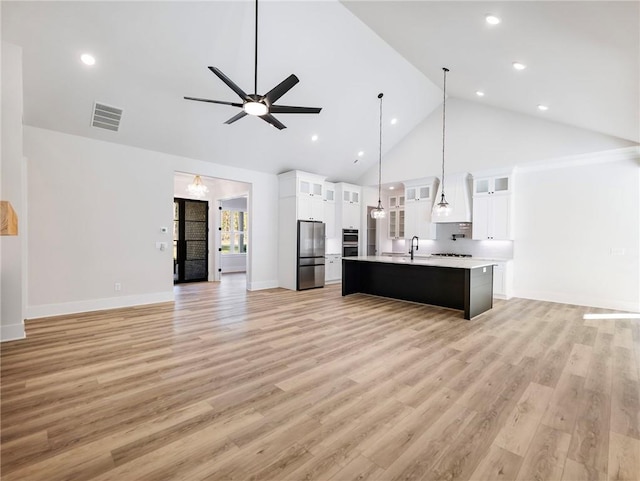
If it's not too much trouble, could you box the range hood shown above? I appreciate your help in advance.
[432,172,472,223]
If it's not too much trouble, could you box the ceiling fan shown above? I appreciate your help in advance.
[184,0,322,130]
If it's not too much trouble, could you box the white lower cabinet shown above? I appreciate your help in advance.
[492,260,513,299]
[325,254,342,283]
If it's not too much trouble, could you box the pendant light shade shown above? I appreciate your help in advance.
[186,175,209,198]
[371,93,386,220]
[435,67,452,217]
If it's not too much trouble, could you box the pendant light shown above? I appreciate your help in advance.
[186,175,209,198]
[371,92,386,220]
[434,67,452,216]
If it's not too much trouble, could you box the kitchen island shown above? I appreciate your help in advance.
[342,256,495,320]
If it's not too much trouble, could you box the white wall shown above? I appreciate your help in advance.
[360,98,637,186]
[1,42,26,341]
[24,126,279,319]
[514,151,639,311]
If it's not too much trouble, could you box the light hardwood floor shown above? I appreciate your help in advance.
[1,279,639,481]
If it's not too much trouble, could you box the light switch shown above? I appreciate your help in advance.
[155,242,168,251]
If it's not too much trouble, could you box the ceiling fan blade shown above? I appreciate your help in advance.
[264,74,299,104]
[184,96,243,107]
[208,66,251,101]
[269,105,322,114]
[224,111,248,125]
[260,113,287,130]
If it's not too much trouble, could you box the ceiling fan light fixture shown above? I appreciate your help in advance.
[243,101,268,116]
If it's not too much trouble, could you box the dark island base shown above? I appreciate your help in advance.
[342,260,493,320]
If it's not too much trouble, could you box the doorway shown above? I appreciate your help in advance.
[173,198,209,283]
[174,172,251,286]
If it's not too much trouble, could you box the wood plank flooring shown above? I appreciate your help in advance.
[1,277,639,480]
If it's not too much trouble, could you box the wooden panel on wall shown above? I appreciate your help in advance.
[0,200,18,235]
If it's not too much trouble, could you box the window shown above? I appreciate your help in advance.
[221,210,248,254]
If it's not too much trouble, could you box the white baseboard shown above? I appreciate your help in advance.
[1,323,26,342]
[247,280,279,291]
[26,291,175,320]
[513,289,640,313]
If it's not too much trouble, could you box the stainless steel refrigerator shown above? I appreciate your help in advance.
[297,220,326,290]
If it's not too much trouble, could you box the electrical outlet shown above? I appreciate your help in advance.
[114,282,122,291]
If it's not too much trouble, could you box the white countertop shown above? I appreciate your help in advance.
[344,255,497,269]
[380,253,512,262]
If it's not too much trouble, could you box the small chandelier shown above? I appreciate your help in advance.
[186,175,209,198]
[434,67,452,216]
[371,92,386,220]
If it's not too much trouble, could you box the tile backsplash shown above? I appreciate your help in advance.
[388,223,513,259]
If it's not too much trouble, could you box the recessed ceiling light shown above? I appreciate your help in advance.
[537,104,549,111]
[512,62,526,71]
[390,118,398,125]
[389,186,395,190]
[80,53,96,66]
[357,151,364,157]
[485,15,501,25]
[311,134,318,141]
[476,91,485,97]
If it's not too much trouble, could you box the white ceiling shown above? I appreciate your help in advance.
[3,1,638,185]
[343,0,639,144]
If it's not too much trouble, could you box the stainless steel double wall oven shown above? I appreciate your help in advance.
[342,229,359,257]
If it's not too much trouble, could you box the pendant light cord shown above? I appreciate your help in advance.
[254,0,258,95]
[441,67,448,199]
[378,93,383,204]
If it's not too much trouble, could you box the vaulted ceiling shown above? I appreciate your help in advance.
[3,1,638,184]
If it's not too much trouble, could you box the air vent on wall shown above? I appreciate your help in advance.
[91,102,123,132]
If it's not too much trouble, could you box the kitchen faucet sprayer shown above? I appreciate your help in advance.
[410,236,419,260]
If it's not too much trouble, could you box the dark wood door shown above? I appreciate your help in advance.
[174,198,209,283]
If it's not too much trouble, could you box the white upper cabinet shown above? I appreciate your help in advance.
[388,192,405,239]
[403,177,438,240]
[299,178,323,198]
[323,182,336,238]
[324,183,336,202]
[471,170,514,240]
[278,170,327,222]
[389,195,405,208]
[342,188,360,205]
[405,185,432,202]
[298,195,325,222]
[336,183,361,230]
[473,174,511,196]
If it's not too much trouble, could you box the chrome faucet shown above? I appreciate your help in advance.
[409,236,419,260]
